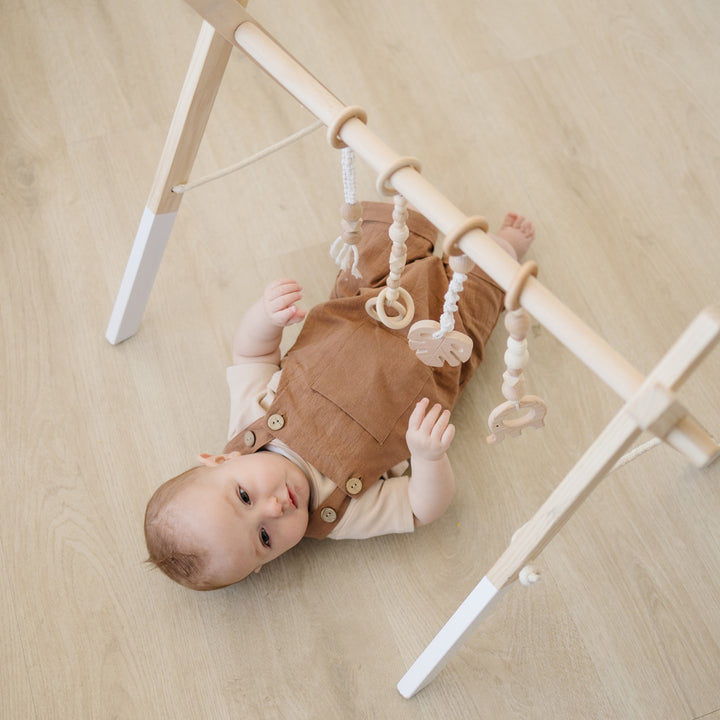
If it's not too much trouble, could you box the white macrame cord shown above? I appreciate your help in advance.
[435,269,467,339]
[330,147,363,279]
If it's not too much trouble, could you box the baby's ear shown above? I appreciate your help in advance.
[197,452,241,467]
[253,565,263,574]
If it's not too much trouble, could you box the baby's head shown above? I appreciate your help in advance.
[144,451,311,590]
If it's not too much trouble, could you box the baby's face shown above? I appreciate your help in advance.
[172,452,310,586]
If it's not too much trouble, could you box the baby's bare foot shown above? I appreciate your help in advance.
[493,213,535,261]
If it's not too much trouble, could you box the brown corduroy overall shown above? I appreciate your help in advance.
[224,203,504,538]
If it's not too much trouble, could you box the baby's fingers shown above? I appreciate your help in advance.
[265,279,306,324]
[278,303,307,325]
[266,279,302,305]
[408,397,430,430]
[424,405,454,450]
[420,402,445,433]
[437,420,456,450]
[266,278,301,296]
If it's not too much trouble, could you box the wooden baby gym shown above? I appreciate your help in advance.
[106,0,720,699]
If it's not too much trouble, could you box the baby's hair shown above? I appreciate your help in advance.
[144,466,226,591]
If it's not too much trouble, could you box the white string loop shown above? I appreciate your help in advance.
[172,120,323,194]
[610,437,663,473]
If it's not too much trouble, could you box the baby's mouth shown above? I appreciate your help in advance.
[287,486,298,509]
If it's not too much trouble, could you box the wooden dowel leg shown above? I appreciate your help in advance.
[106,21,232,343]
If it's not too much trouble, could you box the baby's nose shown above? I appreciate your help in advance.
[267,496,285,518]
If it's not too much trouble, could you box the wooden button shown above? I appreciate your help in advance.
[267,413,285,430]
[320,507,337,523]
[243,431,256,447]
[345,477,363,495]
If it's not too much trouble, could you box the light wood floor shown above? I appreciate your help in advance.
[3,0,720,717]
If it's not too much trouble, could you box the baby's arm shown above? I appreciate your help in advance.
[232,279,307,365]
[405,397,457,527]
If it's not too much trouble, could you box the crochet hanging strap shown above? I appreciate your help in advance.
[330,147,363,279]
[408,216,489,367]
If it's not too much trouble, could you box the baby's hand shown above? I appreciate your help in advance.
[406,397,455,461]
[263,279,307,327]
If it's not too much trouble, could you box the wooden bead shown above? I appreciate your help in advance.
[392,205,408,224]
[504,342,529,370]
[389,224,409,244]
[341,229,362,244]
[504,308,531,339]
[502,369,525,401]
[341,202,363,222]
[449,254,474,274]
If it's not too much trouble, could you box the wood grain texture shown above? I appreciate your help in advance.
[2,0,719,718]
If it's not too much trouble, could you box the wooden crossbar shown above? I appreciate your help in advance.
[184,7,718,468]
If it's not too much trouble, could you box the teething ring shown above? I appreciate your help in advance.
[504,261,539,311]
[376,156,422,197]
[326,105,368,149]
[365,287,415,329]
[442,215,490,256]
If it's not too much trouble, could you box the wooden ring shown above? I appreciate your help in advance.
[442,215,490,256]
[504,261,539,312]
[375,156,422,196]
[365,287,415,329]
[327,106,368,149]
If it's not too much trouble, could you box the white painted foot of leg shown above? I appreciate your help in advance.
[105,208,177,344]
[397,576,507,698]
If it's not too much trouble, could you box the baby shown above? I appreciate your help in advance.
[145,202,534,590]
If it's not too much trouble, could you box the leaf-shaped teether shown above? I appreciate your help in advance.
[408,320,473,367]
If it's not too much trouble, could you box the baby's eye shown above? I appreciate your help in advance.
[237,487,250,504]
[260,529,271,548]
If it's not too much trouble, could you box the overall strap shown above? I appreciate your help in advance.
[224,415,355,539]
[304,487,352,539]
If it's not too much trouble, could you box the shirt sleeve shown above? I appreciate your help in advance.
[226,362,282,441]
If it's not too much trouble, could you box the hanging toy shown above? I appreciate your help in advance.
[486,261,547,444]
[365,193,415,329]
[409,216,488,367]
[365,157,422,330]
[330,147,363,279]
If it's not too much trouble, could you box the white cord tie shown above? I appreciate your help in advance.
[173,120,323,194]
[330,235,361,277]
